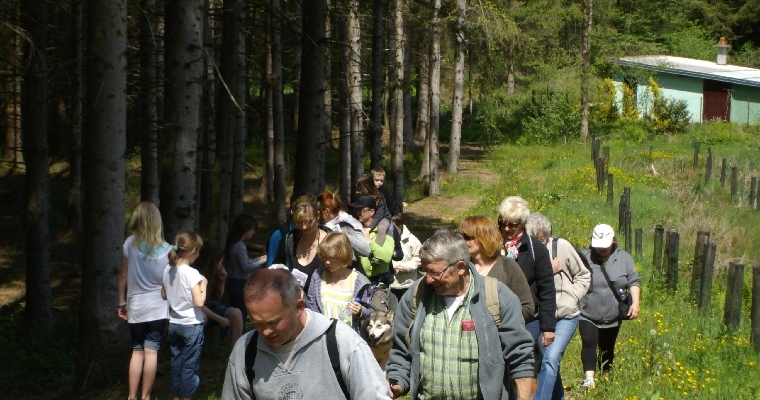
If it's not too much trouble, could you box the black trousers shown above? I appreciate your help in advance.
[579,319,620,372]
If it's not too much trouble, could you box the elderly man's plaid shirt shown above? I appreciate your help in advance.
[418,280,480,399]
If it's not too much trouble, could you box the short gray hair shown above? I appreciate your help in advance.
[419,230,470,267]
[525,213,552,242]
[498,196,531,224]
[244,268,302,308]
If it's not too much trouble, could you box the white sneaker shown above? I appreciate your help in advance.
[582,376,596,389]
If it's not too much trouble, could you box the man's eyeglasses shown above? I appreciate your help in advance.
[498,218,520,229]
[420,263,457,280]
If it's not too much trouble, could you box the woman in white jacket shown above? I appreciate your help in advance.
[526,213,591,400]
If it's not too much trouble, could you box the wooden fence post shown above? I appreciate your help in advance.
[705,147,713,183]
[730,167,738,201]
[591,135,597,161]
[698,243,716,313]
[720,158,727,187]
[624,210,632,253]
[607,174,614,205]
[635,228,642,256]
[653,225,664,271]
[724,261,744,329]
[750,177,757,208]
[602,146,610,184]
[752,265,760,352]
[663,228,671,274]
[690,231,710,302]
[666,230,679,292]
[693,141,700,169]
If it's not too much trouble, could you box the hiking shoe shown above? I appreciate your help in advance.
[582,376,596,389]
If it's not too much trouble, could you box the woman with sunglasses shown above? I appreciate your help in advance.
[577,224,640,389]
[498,196,557,351]
[457,216,534,322]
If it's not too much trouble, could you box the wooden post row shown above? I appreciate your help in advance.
[606,174,614,206]
[634,228,642,256]
[690,231,710,302]
[666,230,679,292]
[693,141,700,169]
[720,158,727,187]
[724,261,744,329]
[750,177,757,208]
[653,225,664,271]
[705,147,713,184]
[697,243,716,313]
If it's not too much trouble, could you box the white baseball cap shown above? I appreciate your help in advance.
[591,224,615,248]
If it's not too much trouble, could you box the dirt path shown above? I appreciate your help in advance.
[402,144,498,239]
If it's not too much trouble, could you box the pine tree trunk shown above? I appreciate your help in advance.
[161,0,203,239]
[4,2,22,165]
[370,0,384,169]
[402,21,414,151]
[140,0,160,204]
[200,0,218,216]
[349,0,364,181]
[581,0,592,140]
[227,0,247,220]
[448,0,465,174]
[271,0,286,223]
[391,0,405,205]
[292,0,303,132]
[265,27,274,203]
[294,0,327,195]
[415,56,430,144]
[323,0,333,153]
[507,46,515,95]
[428,0,441,196]
[67,0,84,239]
[339,15,352,204]
[21,0,52,338]
[76,0,127,389]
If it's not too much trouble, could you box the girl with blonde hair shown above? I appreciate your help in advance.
[162,231,207,400]
[117,201,172,400]
[305,232,372,330]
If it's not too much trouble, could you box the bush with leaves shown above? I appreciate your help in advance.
[644,77,691,134]
[518,93,581,145]
[590,78,620,123]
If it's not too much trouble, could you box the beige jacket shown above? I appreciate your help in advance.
[547,237,591,319]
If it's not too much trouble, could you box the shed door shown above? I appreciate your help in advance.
[703,80,731,122]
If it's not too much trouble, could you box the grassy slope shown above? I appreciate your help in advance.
[451,126,760,399]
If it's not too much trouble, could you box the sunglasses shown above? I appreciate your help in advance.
[498,218,521,229]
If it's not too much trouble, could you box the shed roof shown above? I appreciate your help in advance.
[619,56,760,89]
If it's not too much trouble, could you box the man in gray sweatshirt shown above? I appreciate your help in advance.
[222,268,390,400]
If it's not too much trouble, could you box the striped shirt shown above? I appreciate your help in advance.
[418,280,480,399]
[320,271,357,325]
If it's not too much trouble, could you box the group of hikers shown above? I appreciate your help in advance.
[118,167,641,400]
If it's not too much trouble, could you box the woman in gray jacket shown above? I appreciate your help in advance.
[526,213,591,400]
[578,224,641,389]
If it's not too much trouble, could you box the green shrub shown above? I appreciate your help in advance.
[518,93,581,145]
[644,77,691,134]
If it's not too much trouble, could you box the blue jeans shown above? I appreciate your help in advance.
[524,318,543,375]
[534,316,579,400]
[168,323,204,398]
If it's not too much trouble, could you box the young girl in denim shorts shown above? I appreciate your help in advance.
[162,231,207,400]
[117,202,171,400]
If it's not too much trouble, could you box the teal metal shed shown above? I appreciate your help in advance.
[614,55,760,124]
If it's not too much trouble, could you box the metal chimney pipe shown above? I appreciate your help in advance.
[716,37,730,65]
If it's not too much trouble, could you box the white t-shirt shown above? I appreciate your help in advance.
[123,235,171,323]
[163,263,205,325]
[444,295,466,322]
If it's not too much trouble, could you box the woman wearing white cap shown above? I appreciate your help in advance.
[578,224,640,389]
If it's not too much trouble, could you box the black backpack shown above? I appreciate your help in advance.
[244,319,348,399]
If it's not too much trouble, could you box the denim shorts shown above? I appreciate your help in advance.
[205,304,233,322]
[129,319,167,351]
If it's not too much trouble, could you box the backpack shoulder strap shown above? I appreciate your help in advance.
[551,237,558,260]
[325,319,349,399]
[244,331,259,399]
[483,276,501,325]
[405,280,425,348]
